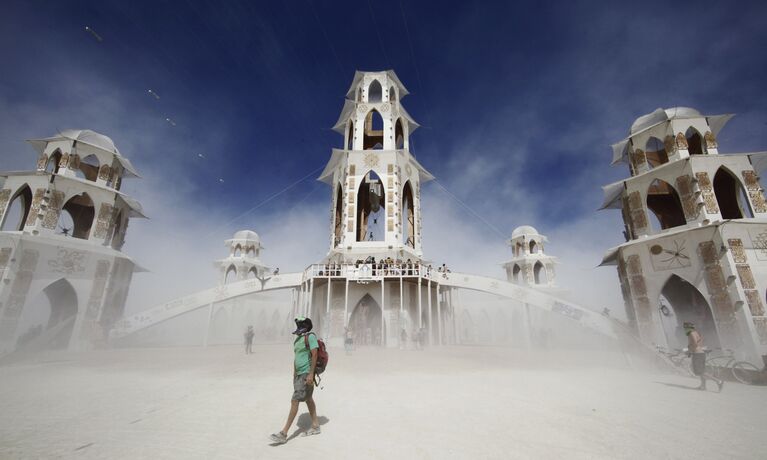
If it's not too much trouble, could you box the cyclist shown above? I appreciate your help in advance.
[685,322,724,392]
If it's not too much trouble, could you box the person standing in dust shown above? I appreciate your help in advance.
[685,322,724,391]
[244,325,255,354]
[270,316,321,444]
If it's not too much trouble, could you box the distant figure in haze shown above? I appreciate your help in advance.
[418,327,427,349]
[273,268,280,276]
[400,329,408,349]
[244,325,255,354]
[685,322,723,392]
[344,327,354,355]
[270,316,321,444]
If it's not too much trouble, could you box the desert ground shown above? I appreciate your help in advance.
[0,344,764,459]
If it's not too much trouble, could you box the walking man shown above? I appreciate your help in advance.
[244,325,254,354]
[270,316,321,444]
[685,322,724,392]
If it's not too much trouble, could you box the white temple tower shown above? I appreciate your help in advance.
[601,108,767,364]
[319,70,433,262]
[503,225,557,288]
[0,130,145,353]
[216,230,269,284]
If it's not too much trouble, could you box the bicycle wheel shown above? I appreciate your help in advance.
[731,361,760,385]
[707,357,734,381]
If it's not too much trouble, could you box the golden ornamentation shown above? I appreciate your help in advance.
[675,133,688,150]
[93,203,114,239]
[704,131,717,149]
[745,290,765,316]
[748,190,767,213]
[363,152,379,169]
[741,170,760,191]
[728,239,747,263]
[736,264,755,289]
[25,188,45,227]
[41,191,65,229]
[36,154,48,171]
[98,165,111,181]
[0,189,11,224]
[664,135,677,155]
[59,153,70,170]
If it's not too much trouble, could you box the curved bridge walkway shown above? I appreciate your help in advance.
[111,263,624,344]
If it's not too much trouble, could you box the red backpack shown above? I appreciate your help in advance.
[304,332,328,375]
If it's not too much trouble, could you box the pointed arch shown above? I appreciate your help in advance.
[659,274,720,349]
[234,244,242,257]
[402,180,415,248]
[685,127,705,155]
[16,278,79,350]
[713,167,753,219]
[247,267,258,279]
[47,150,63,174]
[515,242,522,257]
[59,192,95,239]
[356,170,385,241]
[363,109,384,150]
[534,261,547,284]
[512,264,521,282]
[347,120,355,150]
[646,179,686,230]
[644,137,669,168]
[224,264,237,284]
[1,184,33,231]
[395,118,405,149]
[334,183,344,247]
[77,154,100,182]
[529,240,538,254]
[349,293,383,346]
[110,210,124,250]
[389,86,397,102]
[368,79,382,103]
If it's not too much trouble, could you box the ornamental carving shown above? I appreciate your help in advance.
[98,164,111,181]
[84,260,111,321]
[93,203,114,239]
[68,154,80,170]
[675,132,688,150]
[36,154,48,171]
[748,190,767,213]
[704,131,717,149]
[753,318,767,344]
[0,189,11,223]
[627,191,647,232]
[695,172,718,214]
[363,152,379,168]
[676,175,699,221]
[41,190,65,230]
[728,239,747,263]
[741,170,760,191]
[380,103,390,113]
[736,264,755,289]
[664,135,677,156]
[357,104,368,114]
[631,149,646,172]
[47,247,87,275]
[744,290,765,316]
[25,188,45,227]
[59,153,70,170]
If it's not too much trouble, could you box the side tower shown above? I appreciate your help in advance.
[0,129,146,353]
[601,108,767,364]
[318,70,433,262]
[216,230,269,284]
[502,226,556,288]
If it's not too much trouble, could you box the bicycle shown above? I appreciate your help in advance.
[655,346,694,376]
[704,348,762,385]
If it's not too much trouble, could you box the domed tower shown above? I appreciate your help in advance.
[0,129,146,353]
[318,70,433,262]
[216,230,269,284]
[601,108,767,364]
[502,226,556,288]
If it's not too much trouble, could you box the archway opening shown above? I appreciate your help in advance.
[347,121,354,150]
[15,278,78,350]
[368,80,382,103]
[1,185,32,231]
[59,193,95,239]
[460,309,476,344]
[356,170,385,242]
[224,264,237,284]
[78,154,100,182]
[234,245,242,257]
[46,150,62,174]
[334,184,343,247]
[713,167,753,219]
[515,242,522,257]
[389,86,397,102]
[645,137,669,168]
[402,181,415,248]
[534,262,547,284]
[395,118,405,149]
[647,179,686,230]
[247,267,258,279]
[110,211,124,250]
[659,274,720,349]
[348,293,383,346]
[363,110,384,150]
[686,127,705,155]
[512,264,521,282]
[529,240,538,254]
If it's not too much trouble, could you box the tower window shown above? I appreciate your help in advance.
[77,154,100,182]
[368,80,382,103]
[363,110,384,150]
[646,179,686,230]
[356,170,385,242]
[59,192,95,239]
[395,118,405,149]
[1,185,32,231]
[713,167,753,219]
[645,137,669,168]
[389,86,397,102]
[686,127,705,156]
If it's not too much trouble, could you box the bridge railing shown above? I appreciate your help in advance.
[303,262,450,280]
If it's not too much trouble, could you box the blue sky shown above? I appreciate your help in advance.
[2,0,767,312]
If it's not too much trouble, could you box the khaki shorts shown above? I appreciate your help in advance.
[292,373,314,402]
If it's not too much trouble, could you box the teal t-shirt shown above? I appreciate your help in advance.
[294,333,319,375]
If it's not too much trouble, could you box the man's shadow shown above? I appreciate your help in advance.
[270,413,330,446]
[654,381,703,391]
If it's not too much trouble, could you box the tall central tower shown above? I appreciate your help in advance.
[319,70,433,262]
